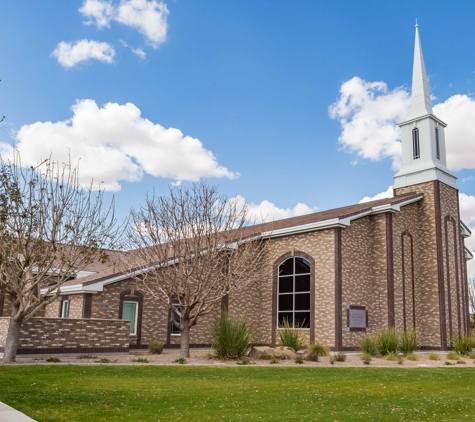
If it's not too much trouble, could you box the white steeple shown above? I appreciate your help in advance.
[393,24,457,191]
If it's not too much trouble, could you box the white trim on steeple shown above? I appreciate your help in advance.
[393,24,457,191]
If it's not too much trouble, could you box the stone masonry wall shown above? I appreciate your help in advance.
[0,317,130,355]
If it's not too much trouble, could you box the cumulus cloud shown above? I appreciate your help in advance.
[9,100,237,191]
[230,195,317,224]
[80,0,169,47]
[329,77,410,170]
[330,78,475,172]
[359,186,394,203]
[51,39,115,68]
[460,193,475,278]
[119,39,147,59]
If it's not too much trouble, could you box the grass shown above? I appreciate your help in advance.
[360,334,378,356]
[399,329,418,355]
[307,343,330,362]
[211,312,253,359]
[376,327,399,356]
[2,366,475,421]
[276,318,306,351]
[429,353,440,361]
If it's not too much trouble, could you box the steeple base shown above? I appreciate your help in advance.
[393,167,458,191]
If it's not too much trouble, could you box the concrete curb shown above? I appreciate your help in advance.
[0,401,36,422]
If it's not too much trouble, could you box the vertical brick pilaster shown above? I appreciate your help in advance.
[386,213,395,327]
[334,227,342,351]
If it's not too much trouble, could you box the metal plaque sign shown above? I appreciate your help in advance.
[100,302,109,309]
[348,308,366,328]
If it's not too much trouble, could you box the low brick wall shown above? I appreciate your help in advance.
[0,317,130,356]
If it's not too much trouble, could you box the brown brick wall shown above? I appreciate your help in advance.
[0,317,130,354]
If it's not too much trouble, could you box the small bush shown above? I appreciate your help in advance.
[173,358,187,364]
[446,352,460,360]
[456,360,466,365]
[95,358,115,363]
[467,352,475,359]
[334,352,347,362]
[295,356,304,364]
[397,354,404,365]
[148,341,164,355]
[276,318,305,352]
[269,356,279,364]
[452,334,474,356]
[236,359,250,365]
[131,358,149,363]
[307,343,330,361]
[46,357,61,363]
[360,334,378,356]
[329,355,335,365]
[399,329,418,355]
[211,312,253,359]
[445,361,453,365]
[360,352,371,365]
[406,354,418,361]
[76,355,97,360]
[428,353,440,361]
[377,328,399,356]
[385,353,397,361]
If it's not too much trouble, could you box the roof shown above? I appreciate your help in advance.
[45,192,423,294]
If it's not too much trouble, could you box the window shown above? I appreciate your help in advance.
[122,301,138,335]
[171,304,181,335]
[412,128,420,159]
[61,300,69,318]
[435,127,440,160]
[277,257,311,328]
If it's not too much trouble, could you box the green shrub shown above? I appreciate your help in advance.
[428,353,440,361]
[131,358,149,363]
[467,351,475,359]
[334,352,347,362]
[445,361,453,365]
[329,355,335,365]
[385,353,397,361]
[360,334,378,356]
[236,359,250,365]
[452,334,474,356]
[307,343,330,361]
[360,352,371,365]
[406,353,418,361]
[276,318,305,351]
[76,355,96,360]
[399,329,418,355]
[456,360,466,365]
[446,352,459,360]
[397,354,404,365]
[211,312,253,359]
[95,358,115,363]
[46,357,61,363]
[148,341,164,355]
[173,358,187,364]
[377,328,399,356]
[295,356,304,364]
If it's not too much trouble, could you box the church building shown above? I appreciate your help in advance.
[0,25,472,354]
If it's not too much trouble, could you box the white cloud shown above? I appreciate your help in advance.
[329,77,410,170]
[359,186,394,203]
[230,195,317,224]
[80,0,169,48]
[330,78,475,173]
[132,48,146,59]
[51,39,115,68]
[460,193,475,278]
[9,100,238,191]
[463,176,474,183]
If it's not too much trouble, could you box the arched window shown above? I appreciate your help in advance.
[435,127,440,160]
[277,257,311,328]
[412,128,420,159]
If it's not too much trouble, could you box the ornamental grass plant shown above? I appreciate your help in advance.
[399,329,419,355]
[211,312,253,359]
[376,328,399,356]
[452,334,474,356]
[307,343,330,361]
[276,318,305,351]
[360,334,378,356]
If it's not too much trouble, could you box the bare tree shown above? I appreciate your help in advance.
[126,182,268,358]
[0,153,121,362]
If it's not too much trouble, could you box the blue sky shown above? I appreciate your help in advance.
[1,1,475,260]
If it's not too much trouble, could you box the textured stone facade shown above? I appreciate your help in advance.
[0,317,130,355]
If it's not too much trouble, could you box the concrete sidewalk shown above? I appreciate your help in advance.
[0,402,36,422]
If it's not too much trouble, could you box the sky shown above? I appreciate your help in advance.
[1,1,475,274]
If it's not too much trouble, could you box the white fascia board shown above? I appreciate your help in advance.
[371,196,423,214]
[465,249,473,260]
[461,222,471,238]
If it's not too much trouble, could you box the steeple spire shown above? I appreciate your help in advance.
[409,23,433,118]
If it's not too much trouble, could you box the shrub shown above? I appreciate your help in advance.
[428,353,440,361]
[148,341,164,355]
[377,328,399,356]
[307,343,330,361]
[385,353,397,361]
[456,360,466,365]
[46,357,61,363]
[397,354,404,365]
[452,334,474,356]
[131,358,149,363]
[446,352,460,361]
[211,312,253,359]
[467,351,475,359]
[445,361,453,365]
[173,358,187,364]
[76,355,96,360]
[269,356,279,364]
[399,329,418,355]
[95,358,115,363]
[295,356,304,364]
[334,352,347,362]
[360,334,378,356]
[406,354,418,361]
[329,355,335,365]
[276,318,305,351]
[360,352,371,365]
[236,359,250,365]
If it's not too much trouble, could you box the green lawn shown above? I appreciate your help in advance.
[1,366,475,421]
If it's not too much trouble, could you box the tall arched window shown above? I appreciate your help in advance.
[435,127,440,160]
[412,128,420,159]
[277,257,311,328]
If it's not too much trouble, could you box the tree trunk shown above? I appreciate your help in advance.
[180,323,190,358]
[3,318,23,363]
